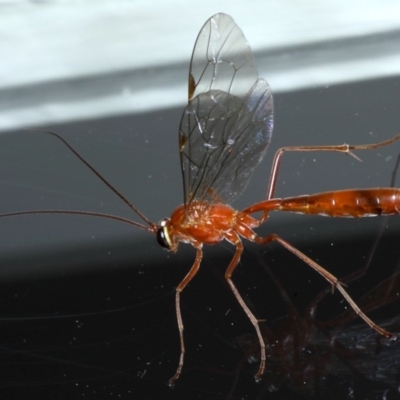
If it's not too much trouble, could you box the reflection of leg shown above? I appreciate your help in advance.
[254,233,393,338]
[224,231,266,381]
[169,247,203,385]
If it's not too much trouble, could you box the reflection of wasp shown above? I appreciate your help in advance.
[2,13,400,384]
[230,255,400,398]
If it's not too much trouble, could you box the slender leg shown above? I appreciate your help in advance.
[254,233,393,338]
[169,246,203,385]
[224,231,267,381]
[262,132,400,222]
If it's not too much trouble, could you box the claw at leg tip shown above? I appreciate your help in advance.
[167,380,176,389]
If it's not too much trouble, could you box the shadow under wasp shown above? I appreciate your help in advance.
[2,13,400,385]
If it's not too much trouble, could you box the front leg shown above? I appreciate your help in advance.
[169,245,203,386]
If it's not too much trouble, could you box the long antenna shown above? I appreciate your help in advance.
[27,129,157,231]
[0,210,155,233]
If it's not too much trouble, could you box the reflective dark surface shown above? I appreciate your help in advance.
[0,235,399,399]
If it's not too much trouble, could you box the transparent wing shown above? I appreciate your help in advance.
[188,13,259,101]
[180,13,274,206]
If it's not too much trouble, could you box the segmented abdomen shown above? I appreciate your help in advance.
[278,188,400,217]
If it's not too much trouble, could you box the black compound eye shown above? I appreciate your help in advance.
[156,227,170,249]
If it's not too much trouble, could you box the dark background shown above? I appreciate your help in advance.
[0,75,399,399]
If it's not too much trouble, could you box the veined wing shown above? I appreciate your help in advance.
[179,13,274,206]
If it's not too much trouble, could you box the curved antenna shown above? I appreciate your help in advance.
[27,129,157,231]
[0,210,156,234]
